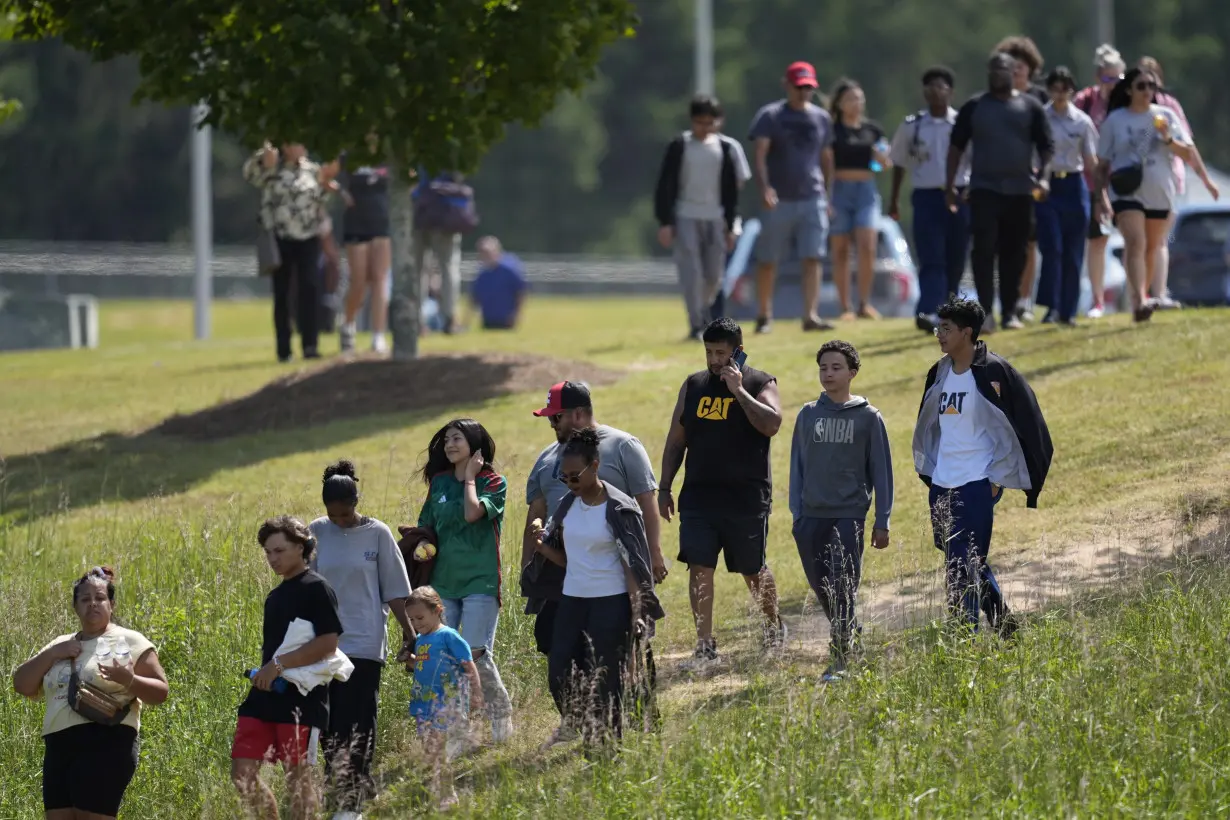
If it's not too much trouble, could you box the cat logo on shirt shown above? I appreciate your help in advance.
[939,391,968,415]
[696,396,734,421]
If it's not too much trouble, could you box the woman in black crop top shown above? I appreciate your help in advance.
[828,78,891,320]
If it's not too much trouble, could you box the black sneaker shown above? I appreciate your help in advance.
[915,313,937,334]
[994,610,1023,641]
[1041,309,1058,325]
[762,619,788,653]
[802,317,835,332]
[303,348,321,360]
[821,655,848,683]
[1134,303,1155,323]
[680,638,719,672]
[755,317,773,334]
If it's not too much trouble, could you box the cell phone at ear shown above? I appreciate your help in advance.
[731,348,748,369]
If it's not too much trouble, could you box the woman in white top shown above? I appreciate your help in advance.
[12,567,168,820]
[1094,67,1202,324]
[532,428,649,748]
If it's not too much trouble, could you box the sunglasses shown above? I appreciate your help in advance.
[1134,80,1157,91]
[548,412,564,427]
[560,464,592,485]
[1099,74,1123,84]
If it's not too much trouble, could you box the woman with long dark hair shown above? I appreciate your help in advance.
[13,567,169,820]
[1136,56,1220,309]
[309,460,412,819]
[415,419,514,748]
[1095,67,1203,323]
[827,78,890,321]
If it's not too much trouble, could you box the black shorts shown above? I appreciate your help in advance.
[44,722,139,815]
[678,512,768,576]
[1087,217,1111,240]
[343,233,389,245]
[1111,201,1170,221]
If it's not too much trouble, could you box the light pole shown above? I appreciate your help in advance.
[695,0,714,95]
[191,102,213,341]
[1093,0,1115,48]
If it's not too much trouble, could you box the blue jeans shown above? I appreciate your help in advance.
[441,594,512,719]
[830,179,881,235]
[757,196,829,264]
[1035,173,1090,321]
[928,479,1006,630]
[912,188,970,316]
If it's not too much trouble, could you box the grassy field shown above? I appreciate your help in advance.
[2,297,1230,818]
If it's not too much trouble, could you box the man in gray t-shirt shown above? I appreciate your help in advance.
[747,61,836,336]
[521,380,664,653]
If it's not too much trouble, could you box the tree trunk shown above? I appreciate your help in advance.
[388,167,420,360]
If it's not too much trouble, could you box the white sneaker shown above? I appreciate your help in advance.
[332,812,362,820]
[339,322,357,353]
[492,716,514,745]
[371,332,388,353]
[1086,304,1104,319]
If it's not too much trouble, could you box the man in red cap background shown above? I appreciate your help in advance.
[747,61,837,334]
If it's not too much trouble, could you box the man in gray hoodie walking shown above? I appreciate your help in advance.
[789,340,894,681]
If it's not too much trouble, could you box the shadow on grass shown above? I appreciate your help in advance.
[0,353,621,525]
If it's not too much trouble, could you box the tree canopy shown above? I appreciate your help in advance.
[2,0,638,170]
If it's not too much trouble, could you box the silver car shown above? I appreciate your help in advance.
[725,215,920,320]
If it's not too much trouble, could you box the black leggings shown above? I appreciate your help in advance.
[272,236,321,359]
[969,190,1033,320]
[548,593,633,735]
[323,658,382,813]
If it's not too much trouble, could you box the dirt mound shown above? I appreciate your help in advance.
[154,353,621,442]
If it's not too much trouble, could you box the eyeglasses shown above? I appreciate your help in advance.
[933,324,959,337]
[560,464,592,485]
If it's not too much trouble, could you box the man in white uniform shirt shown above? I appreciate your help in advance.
[887,66,971,335]
[911,297,1053,637]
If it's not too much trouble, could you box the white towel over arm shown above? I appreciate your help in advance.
[275,618,354,696]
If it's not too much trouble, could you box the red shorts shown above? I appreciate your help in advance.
[230,717,319,767]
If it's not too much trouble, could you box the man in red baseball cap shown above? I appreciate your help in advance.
[785,61,819,89]
[747,61,836,335]
[522,380,667,738]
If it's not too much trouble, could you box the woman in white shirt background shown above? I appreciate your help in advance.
[532,428,649,749]
[12,566,169,820]
[1094,67,1203,324]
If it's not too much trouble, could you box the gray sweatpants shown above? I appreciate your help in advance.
[674,217,727,331]
[413,228,462,322]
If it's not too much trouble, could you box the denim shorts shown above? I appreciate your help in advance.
[756,196,829,264]
[830,178,881,235]
[441,594,500,653]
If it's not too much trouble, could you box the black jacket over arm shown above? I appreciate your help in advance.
[653,135,740,232]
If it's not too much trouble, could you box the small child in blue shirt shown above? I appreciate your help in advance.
[402,586,484,811]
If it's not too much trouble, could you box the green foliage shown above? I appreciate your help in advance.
[0,11,20,123]
[1,0,638,171]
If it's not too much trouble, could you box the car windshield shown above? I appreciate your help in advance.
[1174,212,1230,245]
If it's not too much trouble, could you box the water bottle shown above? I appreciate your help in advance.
[869,138,890,173]
[94,640,112,668]
[245,668,289,694]
[114,637,132,668]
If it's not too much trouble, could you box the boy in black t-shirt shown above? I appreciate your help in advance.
[232,516,343,820]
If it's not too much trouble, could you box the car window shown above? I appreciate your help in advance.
[1174,213,1230,245]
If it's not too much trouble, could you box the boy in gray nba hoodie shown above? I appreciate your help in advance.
[789,340,894,681]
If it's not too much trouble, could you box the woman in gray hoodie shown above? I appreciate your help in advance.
[789,340,894,681]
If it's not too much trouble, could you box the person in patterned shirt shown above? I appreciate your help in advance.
[243,143,340,362]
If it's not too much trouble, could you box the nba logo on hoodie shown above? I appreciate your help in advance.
[813,417,856,444]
